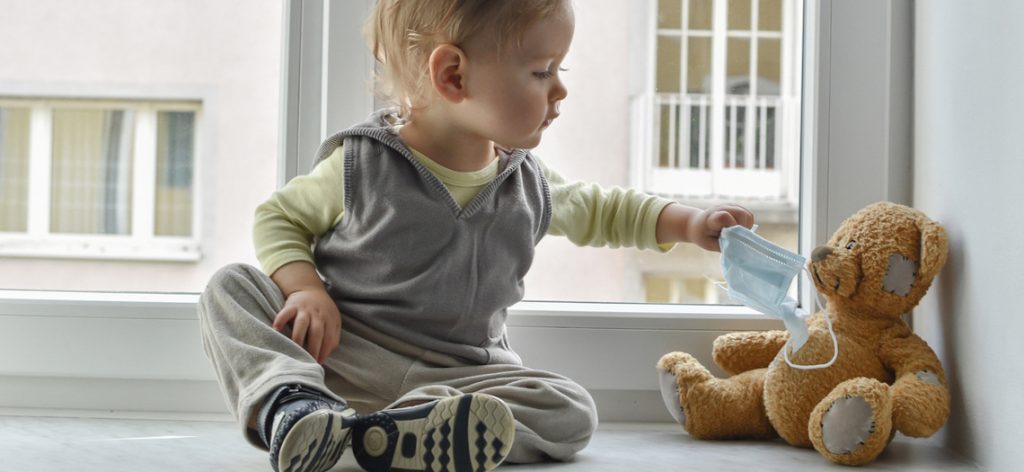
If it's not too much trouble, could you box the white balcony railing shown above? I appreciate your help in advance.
[630,93,799,207]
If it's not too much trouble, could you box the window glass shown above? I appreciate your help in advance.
[50,108,135,235]
[758,38,782,93]
[522,0,802,303]
[689,0,714,30]
[727,38,752,88]
[658,0,683,29]
[0,107,30,232]
[687,37,714,93]
[656,36,682,93]
[759,0,783,31]
[155,111,195,237]
[728,0,752,31]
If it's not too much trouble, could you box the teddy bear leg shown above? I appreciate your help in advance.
[808,378,894,466]
[657,352,775,439]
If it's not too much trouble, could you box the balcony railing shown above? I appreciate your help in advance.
[630,93,799,207]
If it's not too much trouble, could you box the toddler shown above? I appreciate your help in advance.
[197,1,754,471]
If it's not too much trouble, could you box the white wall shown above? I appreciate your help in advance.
[914,2,1024,470]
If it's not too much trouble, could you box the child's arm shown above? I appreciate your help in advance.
[254,147,347,363]
[537,157,752,252]
[655,202,754,252]
[269,260,340,364]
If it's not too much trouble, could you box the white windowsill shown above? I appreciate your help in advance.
[0,289,787,330]
[0,235,201,262]
[0,291,784,420]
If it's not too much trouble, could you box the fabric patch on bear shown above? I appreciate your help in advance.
[883,254,917,296]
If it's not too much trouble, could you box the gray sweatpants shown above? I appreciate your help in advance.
[197,264,597,463]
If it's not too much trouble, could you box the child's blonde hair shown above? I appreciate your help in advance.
[365,0,567,118]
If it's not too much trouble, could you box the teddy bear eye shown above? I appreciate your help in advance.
[845,241,857,250]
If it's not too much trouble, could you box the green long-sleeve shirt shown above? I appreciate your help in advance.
[254,145,674,276]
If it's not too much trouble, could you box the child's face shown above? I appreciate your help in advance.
[460,5,575,150]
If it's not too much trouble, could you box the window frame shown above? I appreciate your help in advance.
[0,94,204,262]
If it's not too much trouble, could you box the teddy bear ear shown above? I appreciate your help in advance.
[917,218,949,283]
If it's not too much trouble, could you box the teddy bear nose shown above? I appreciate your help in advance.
[811,246,833,262]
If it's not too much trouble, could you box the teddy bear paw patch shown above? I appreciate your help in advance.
[821,395,876,455]
[657,369,687,426]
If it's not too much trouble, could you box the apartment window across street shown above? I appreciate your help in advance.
[636,0,800,202]
[0,99,201,261]
[624,0,802,304]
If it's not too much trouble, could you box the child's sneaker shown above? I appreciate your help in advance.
[257,384,358,472]
[350,393,515,472]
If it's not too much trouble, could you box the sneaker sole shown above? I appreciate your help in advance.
[351,394,515,472]
[277,407,357,472]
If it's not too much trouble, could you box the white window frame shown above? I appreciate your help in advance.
[0,95,203,262]
[0,0,912,421]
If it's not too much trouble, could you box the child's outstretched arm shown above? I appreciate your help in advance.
[655,203,754,252]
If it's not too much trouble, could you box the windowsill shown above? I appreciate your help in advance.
[0,234,201,262]
[0,291,786,419]
[0,289,787,330]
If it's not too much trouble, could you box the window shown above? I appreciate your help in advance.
[0,0,902,304]
[641,0,800,200]
[525,0,802,304]
[0,99,200,261]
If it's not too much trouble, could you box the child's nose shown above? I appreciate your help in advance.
[552,80,568,102]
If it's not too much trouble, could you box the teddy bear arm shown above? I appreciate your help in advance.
[712,330,788,375]
[880,335,950,437]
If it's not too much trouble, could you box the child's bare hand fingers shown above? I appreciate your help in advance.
[733,205,757,228]
[273,306,297,331]
[708,210,739,232]
[306,318,324,362]
[318,335,339,364]
[291,312,310,347]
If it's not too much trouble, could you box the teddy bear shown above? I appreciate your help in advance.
[656,201,950,466]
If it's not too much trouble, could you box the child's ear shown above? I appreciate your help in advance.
[428,44,468,103]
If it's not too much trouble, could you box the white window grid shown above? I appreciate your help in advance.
[635,0,801,203]
[0,98,202,261]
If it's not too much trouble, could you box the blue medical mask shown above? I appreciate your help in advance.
[718,225,837,370]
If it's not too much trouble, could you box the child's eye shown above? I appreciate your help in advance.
[533,67,569,80]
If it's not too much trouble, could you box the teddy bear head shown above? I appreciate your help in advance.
[808,201,948,318]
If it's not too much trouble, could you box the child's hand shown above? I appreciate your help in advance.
[687,204,754,252]
[272,288,342,364]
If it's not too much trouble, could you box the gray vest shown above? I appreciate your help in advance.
[312,110,552,365]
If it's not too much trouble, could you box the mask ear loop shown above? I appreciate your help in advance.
[782,268,839,370]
